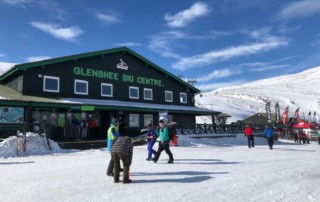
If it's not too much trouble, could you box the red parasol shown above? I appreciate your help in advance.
[292,120,310,129]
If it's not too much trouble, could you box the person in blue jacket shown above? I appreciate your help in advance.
[264,125,275,150]
[106,118,120,176]
[145,124,158,161]
[152,120,174,164]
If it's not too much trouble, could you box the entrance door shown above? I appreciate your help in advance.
[100,111,110,138]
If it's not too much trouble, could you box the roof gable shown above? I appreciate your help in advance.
[0,47,200,93]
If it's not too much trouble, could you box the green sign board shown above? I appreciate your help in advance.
[73,66,164,87]
[81,105,95,111]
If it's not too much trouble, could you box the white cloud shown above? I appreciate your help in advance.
[97,13,121,25]
[114,42,142,47]
[0,53,6,57]
[25,56,51,62]
[311,39,320,47]
[148,31,231,59]
[148,32,184,59]
[164,2,211,28]
[196,80,247,91]
[173,37,288,70]
[4,0,68,21]
[249,64,289,72]
[2,0,31,6]
[276,0,320,20]
[197,68,241,82]
[277,23,301,34]
[30,21,84,42]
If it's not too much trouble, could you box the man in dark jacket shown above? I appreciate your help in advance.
[264,125,274,150]
[111,136,133,184]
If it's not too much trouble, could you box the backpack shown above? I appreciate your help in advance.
[168,125,176,141]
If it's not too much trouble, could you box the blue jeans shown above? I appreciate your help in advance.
[147,140,157,159]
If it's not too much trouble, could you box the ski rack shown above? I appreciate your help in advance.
[16,123,27,155]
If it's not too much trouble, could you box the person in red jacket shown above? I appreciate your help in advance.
[244,124,254,148]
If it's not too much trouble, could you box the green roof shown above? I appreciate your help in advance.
[0,84,62,103]
[0,47,200,93]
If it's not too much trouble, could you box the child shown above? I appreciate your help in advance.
[146,124,158,161]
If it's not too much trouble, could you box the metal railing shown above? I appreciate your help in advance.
[175,123,268,135]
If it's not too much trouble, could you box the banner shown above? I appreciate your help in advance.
[313,111,317,122]
[275,101,280,123]
[265,101,272,123]
[282,106,289,124]
[308,111,311,123]
[294,108,300,123]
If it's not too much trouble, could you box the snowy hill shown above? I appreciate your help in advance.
[196,66,320,123]
[0,62,15,76]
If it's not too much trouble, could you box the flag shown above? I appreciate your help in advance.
[308,111,311,123]
[265,101,272,123]
[275,101,280,123]
[282,106,289,124]
[294,108,300,122]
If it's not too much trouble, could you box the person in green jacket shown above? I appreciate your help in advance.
[152,119,174,164]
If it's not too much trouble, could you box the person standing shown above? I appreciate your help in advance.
[88,117,97,139]
[111,136,133,184]
[152,120,174,164]
[264,125,274,150]
[106,118,119,176]
[244,124,254,148]
[72,116,80,140]
[80,119,88,140]
[145,124,158,161]
[118,115,126,137]
[317,130,320,145]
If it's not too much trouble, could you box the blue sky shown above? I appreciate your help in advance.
[1,0,320,91]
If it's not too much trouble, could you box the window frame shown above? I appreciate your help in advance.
[180,92,187,103]
[129,114,140,127]
[165,90,173,102]
[74,79,88,95]
[43,75,60,93]
[143,88,153,101]
[129,86,139,99]
[101,83,113,97]
[144,114,153,127]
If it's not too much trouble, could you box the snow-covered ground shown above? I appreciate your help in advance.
[0,133,319,202]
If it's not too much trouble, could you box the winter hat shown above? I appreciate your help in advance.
[112,118,119,125]
[159,119,164,124]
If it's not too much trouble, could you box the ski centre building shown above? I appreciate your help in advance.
[0,47,221,141]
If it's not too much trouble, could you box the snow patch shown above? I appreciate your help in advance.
[0,132,66,158]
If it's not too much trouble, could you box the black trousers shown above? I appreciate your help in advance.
[247,135,254,148]
[267,137,274,149]
[107,153,114,175]
[112,152,130,182]
[154,141,173,162]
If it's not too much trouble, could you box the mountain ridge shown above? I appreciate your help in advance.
[196,66,320,123]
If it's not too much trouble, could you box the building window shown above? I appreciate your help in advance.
[129,114,139,127]
[144,114,153,127]
[180,93,187,103]
[143,88,153,100]
[101,83,113,97]
[129,86,139,99]
[165,91,173,102]
[43,76,60,93]
[74,79,88,95]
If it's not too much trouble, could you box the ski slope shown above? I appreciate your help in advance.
[196,66,320,123]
